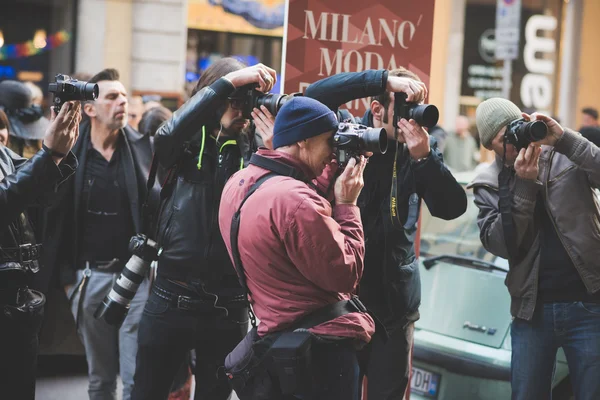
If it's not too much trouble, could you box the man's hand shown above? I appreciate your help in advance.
[514,143,542,181]
[224,64,277,93]
[397,118,430,160]
[521,112,564,147]
[44,101,81,164]
[386,76,427,103]
[334,156,368,205]
[251,105,275,149]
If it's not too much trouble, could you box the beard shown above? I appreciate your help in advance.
[221,118,248,138]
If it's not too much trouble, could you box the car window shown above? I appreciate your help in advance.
[419,186,506,267]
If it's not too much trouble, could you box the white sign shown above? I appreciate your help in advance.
[495,0,522,60]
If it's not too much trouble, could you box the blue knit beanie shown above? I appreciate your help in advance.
[272,97,339,149]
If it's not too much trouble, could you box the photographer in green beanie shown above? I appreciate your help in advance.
[469,97,600,400]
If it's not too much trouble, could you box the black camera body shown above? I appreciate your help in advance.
[233,84,300,119]
[504,118,548,151]
[48,74,99,113]
[393,92,439,129]
[333,123,387,166]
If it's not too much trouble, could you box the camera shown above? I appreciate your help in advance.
[393,92,439,129]
[504,118,548,150]
[95,233,159,327]
[48,74,99,113]
[232,84,300,119]
[333,123,388,166]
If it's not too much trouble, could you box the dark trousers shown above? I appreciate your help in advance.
[358,319,415,400]
[0,290,44,400]
[131,277,248,400]
[302,340,360,400]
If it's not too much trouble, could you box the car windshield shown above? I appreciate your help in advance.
[419,185,508,270]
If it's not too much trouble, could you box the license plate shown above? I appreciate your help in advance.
[410,366,441,398]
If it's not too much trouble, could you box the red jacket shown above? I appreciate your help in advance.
[219,149,374,344]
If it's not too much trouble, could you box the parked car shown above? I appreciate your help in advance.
[410,171,572,400]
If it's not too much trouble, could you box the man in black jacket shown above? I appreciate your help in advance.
[306,68,467,400]
[0,101,80,399]
[131,58,277,400]
[42,69,154,400]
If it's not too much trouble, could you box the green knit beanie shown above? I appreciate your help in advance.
[476,98,522,148]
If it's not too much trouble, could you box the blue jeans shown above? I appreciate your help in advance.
[511,302,600,400]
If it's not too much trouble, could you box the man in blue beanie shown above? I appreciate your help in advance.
[219,96,374,399]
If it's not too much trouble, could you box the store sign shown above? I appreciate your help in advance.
[461,2,561,113]
[495,0,521,60]
[520,15,557,113]
[283,0,436,115]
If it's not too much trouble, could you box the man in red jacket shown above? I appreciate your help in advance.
[219,96,373,399]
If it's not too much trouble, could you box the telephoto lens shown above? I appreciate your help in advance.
[94,234,159,327]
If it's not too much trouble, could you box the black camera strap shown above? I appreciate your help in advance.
[499,142,518,259]
[389,138,404,229]
[141,154,161,236]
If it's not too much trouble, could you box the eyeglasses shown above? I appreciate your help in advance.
[227,98,244,111]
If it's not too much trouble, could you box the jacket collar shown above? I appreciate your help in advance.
[255,148,315,180]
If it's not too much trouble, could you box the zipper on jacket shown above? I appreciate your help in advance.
[542,151,585,288]
[204,141,240,260]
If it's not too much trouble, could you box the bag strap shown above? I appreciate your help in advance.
[230,155,372,331]
[290,297,368,331]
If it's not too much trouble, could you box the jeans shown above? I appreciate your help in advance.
[131,277,249,400]
[511,302,600,400]
[68,268,149,400]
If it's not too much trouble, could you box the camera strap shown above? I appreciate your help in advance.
[389,140,403,229]
[141,154,161,236]
[230,155,305,327]
[499,143,518,259]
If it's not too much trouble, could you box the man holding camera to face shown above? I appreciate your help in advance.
[218,96,374,399]
[305,68,467,399]
[131,58,277,400]
[0,100,80,400]
[469,98,600,400]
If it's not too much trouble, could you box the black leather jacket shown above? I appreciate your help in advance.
[0,146,77,291]
[154,78,246,294]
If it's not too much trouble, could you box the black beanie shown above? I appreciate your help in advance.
[272,97,338,149]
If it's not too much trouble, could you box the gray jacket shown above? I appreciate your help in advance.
[468,129,600,320]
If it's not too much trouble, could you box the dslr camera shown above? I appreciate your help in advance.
[95,233,159,327]
[504,118,548,150]
[394,92,439,129]
[230,84,300,119]
[48,74,99,113]
[333,123,388,166]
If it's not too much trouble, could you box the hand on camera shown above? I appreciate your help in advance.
[397,118,430,160]
[334,156,368,206]
[224,64,277,93]
[514,143,542,181]
[44,101,81,164]
[387,76,427,103]
[251,105,275,149]
[521,112,564,147]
